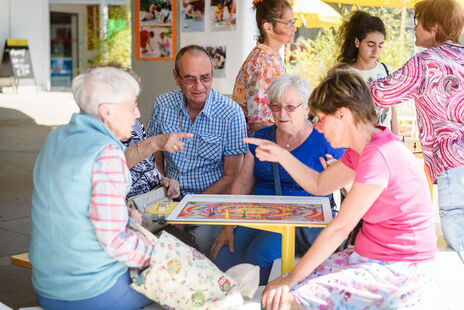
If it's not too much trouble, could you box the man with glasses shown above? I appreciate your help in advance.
[146,44,247,254]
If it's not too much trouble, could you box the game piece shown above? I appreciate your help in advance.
[212,208,216,215]
[225,210,229,219]
[208,208,212,216]
[243,210,246,218]
[413,142,417,150]
[402,136,405,143]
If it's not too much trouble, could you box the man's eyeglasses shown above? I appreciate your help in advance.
[276,18,297,28]
[175,68,213,85]
[269,102,303,112]
[314,114,328,131]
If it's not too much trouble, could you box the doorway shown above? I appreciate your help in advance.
[50,12,78,90]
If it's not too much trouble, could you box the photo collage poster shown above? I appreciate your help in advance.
[180,0,237,32]
[210,0,236,31]
[136,0,176,60]
[181,0,205,32]
[203,45,226,78]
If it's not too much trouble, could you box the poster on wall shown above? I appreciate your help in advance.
[136,0,176,60]
[180,0,205,32]
[210,0,236,31]
[204,45,226,78]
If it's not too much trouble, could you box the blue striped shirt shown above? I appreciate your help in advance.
[146,89,247,194]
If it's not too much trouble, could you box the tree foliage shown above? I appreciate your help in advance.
[88,5,132,68]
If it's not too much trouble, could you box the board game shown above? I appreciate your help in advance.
[167,194,333,224]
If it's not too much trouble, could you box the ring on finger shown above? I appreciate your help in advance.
[173,145,179,151]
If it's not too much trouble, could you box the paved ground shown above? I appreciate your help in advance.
[0,91,78,309]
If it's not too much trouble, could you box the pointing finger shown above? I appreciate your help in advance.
[176,132,193,140]
[243,137,267,145]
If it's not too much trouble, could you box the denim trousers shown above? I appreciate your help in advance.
[437,165,464,263]
[36,271,152,310]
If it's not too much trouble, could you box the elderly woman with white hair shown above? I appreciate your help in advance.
[210,74,345,285]
[29,67,164,309]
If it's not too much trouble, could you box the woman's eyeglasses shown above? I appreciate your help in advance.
[314,114,328,130]
[276,18,297,28]
[175,68,213,85]
[414,16,419,27]
[269,102,303,112]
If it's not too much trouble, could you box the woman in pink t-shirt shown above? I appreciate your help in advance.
[246,70,436,309]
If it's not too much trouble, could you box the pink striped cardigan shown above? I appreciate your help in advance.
[370,43,464,183]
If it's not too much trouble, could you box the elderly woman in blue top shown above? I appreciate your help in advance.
[30,67,156,310]
[210,74,345,285]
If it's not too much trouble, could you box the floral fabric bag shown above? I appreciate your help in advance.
[129,221,244,309]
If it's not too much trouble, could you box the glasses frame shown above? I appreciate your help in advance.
[269,102,303,113]
[414,16,420,27]
[175,68,213,86]
[314,114,328,130]
[276,18,297,29]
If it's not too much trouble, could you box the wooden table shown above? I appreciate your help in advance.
[11,252,32,269]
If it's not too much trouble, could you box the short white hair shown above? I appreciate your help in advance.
[71,67,140,117]
[267,74,312,106]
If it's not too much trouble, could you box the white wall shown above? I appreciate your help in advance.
[132,0,177,125]
[0,1,10,56]
[179,1,255,95]
[0,0,51,90]
[132,0,256,125]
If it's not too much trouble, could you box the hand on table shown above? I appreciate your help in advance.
[262,275,299,310]
[210,225,234,260]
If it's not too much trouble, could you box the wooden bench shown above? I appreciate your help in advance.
[11,252,32,269]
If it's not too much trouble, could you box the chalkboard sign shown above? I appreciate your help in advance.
[0,39,36,87]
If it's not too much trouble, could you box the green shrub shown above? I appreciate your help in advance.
[88,5,131,68]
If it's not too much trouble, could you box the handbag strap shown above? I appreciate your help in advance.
[381,62,390,75]
[270,125,282,196]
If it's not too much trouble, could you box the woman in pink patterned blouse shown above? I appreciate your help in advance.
[233,0,296,134]
[370,0,464,263]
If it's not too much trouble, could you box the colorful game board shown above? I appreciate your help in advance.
[167,194,333,224]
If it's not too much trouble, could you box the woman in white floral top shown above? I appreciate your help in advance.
[233,0,296,134]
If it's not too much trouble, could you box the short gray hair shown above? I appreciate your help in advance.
[71,67,140,117]
[175,44,213,73]
[267,74,312,106]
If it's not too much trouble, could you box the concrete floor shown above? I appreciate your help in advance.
[0,91,78,309]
